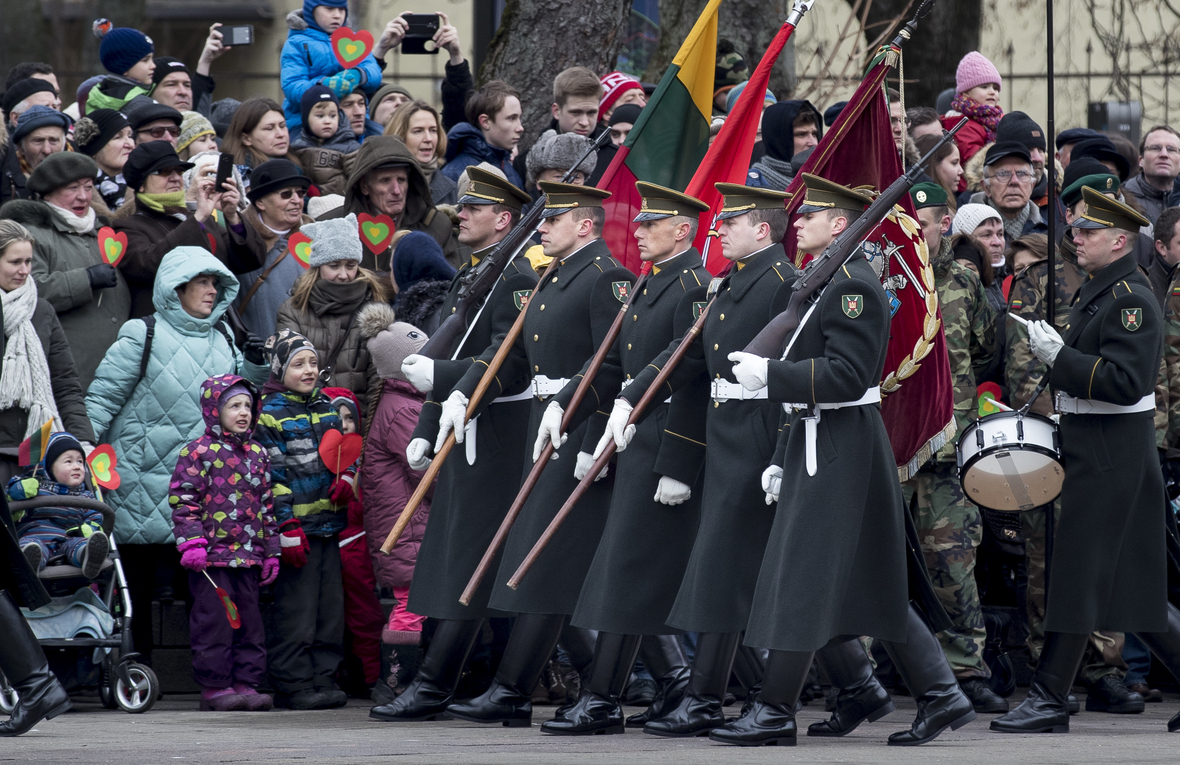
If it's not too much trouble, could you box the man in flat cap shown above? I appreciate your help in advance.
[439,180,635,728]
[371,167,538,723]
[721,174,974,747]
[532,181,712,735]
[597,182,797,738]
[994,188,1180,735]
[906,182,1002,713]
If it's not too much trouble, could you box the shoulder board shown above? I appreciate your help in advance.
[1112,280,1134,298]
[679,269,704,290]
[771,262,789,282]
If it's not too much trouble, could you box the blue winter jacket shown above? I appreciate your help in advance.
[441,122,523,189]
[85,247,269,545]
[280,9,382,133]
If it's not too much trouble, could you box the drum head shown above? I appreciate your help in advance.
[961,445,1063,511]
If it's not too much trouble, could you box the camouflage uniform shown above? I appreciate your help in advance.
[1005,248,1128,683]
[1156,272,1180,456]
[902,237,996,678]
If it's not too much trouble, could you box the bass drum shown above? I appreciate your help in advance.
[957,411,1063,512]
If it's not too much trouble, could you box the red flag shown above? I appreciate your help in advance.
[685,19,800,274]
[785,46,956,479]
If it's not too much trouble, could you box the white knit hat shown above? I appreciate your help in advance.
[302,213,362,268]
[953,203,1002,237]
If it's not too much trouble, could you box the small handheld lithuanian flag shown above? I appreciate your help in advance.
[18,420,54,467]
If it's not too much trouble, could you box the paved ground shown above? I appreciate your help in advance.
[5,692,1180,764]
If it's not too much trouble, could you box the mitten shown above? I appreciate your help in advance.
[330,469,356,505]
[261,557,280,585]
[243,332,267,366]
[178,540,209,572]
[86,263,119,290]
[279,518,309,568]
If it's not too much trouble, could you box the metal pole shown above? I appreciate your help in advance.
[1044,0,1057,604]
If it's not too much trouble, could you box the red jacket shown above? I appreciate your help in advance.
[361,379,432,588]
[941,114,992,191]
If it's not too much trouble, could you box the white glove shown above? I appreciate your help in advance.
[1028,320,1064,366]
[653,476,691,505]
[728,352,769,391]
[761,465,783,505]
[593,398,636,458]
[574,451,608,482]
[434,390,469,453]
[401,354,435,393]
[406,438,432,471]
[533,401,566,462]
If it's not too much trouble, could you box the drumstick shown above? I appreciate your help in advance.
[1008,313,1029,327]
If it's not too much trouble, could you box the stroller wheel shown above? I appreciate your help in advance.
[114,663,158,714]
[0,673,18,714]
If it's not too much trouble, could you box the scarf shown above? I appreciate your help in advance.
[97,170,129,210]
[308,278,371,316]
[416,156,439,185]
[996,200,1035,244]
[0,279,62,439]
[748,156,794,192]
[46,202,96,234]
[951,94,1003,142]
[136,190,188,213]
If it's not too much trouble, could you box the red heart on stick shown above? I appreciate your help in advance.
[87,444,121,490]
[206,232,218,255]
[97,227,128,268]
[288,232,313,269]
[319,429,363,475]
[358,213,395,255]
[330,27,375,70]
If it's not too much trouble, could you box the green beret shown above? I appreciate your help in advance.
[1061,173,1119,207]
[27,152,99,196]
[909,182,948,209]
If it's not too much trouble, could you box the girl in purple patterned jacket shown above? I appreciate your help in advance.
[169,374,279,712]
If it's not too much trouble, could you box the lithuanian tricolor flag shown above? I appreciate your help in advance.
[597,0,720,273]
[18,419,54,467]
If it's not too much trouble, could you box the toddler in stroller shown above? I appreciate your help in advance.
[9,432,109,580]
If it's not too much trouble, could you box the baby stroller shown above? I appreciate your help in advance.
[0,494,158,714]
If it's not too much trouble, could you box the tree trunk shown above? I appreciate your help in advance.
[480,0,634,151]
[856,0,982,108]
[0,0,50,81]
[643,0,796,103]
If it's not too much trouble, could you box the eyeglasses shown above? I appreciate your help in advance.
[988,169,1034,183]
[138,125,181,139]
[278,188,306,200]
[1145,144,1180,155]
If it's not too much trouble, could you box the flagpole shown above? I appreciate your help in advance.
[1046,0,1056,318]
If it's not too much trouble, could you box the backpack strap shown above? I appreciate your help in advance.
[138,315,157,382]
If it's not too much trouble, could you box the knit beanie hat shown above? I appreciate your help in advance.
[995,111,1046,153]
[303,213,362,268]
[955,51,1002,95]
[221,382,253,409]
[609,103,642,127]
[209,98,241,138]
[726,80,777,115]
[44,432,85,474]
[151,57,190,86]
[1060,157,1120,207]
[369,84,413,119]
[72,108,130,157]
[2,78,57,119]
[599,72,643,115]
[177,111,215,153]
[525,129,596,186]
[953,202,1003,237]
[358,303,429,381]
[303,0,349,31]
[28,152,99,196]
[392,231,454,291]
[96,22,155,76]
[322,386,362,428]
[300,84,339,129]
[264,328,319,382]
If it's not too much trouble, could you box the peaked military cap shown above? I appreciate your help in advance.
[1074,185,1150,232]
[797,173,873,215]
[909,182,948,209]
[458,166,532,211]
[714,182,788,220]
[633,181,709,222]
[537,180,611,218]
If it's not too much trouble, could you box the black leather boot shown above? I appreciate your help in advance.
[1133,602,1180,732]
[808,637,895,737]
[0,590,71,737]
[625,635,690,727]
[708,649,812,746]
[552,623,597,719]
[370,618,482,722]
[644,632,740,737]
[730,644,766,719]
[883,604,977,745]
[991,631,1088,734]
[541,633,641,735]
[445,613,564,727]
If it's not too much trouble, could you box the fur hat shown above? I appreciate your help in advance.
[302,213,362,267]
[358,303,429,381]
[525,129,596,187]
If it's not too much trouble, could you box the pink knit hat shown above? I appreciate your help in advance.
[956,51,1002,95]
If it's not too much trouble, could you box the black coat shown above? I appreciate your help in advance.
[1047,253,1167,634]
[406,254,537,620]
[622,243,794,633]
[745,254,910,652]
[454,238,632,615]
[555,249,711,634]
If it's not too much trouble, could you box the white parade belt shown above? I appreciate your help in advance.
[462,389,535,466]
[711,378,769,402]
[620,378,671,404]
[531,374,570,398]
[781,387,882,477]
[1054,392,1154,415]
